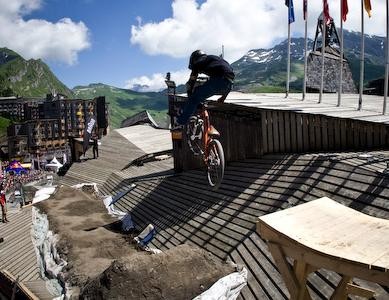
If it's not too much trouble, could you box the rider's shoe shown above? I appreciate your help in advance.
[208,125,220,137]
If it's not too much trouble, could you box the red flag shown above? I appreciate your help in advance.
[323,0,331,24]
[303,0,307,20]
[342,0,348,22]
[364,0,372,17]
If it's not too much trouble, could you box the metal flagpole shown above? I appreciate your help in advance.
[320,13,326,103]
[338,1,344,107]
[384,1,389,114]
[358,0,365,110]
[286,21,291,98]
[303,1,308,101]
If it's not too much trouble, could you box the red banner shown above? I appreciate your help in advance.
[323,0,331,24]
[342,0,348,22]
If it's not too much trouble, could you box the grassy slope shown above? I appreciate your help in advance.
[0,116,10,141]
[0,47,72,97]
[73,84,169,128]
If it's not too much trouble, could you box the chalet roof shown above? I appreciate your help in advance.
[120,110,160,128]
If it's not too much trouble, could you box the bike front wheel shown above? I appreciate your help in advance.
[206,139,225,189]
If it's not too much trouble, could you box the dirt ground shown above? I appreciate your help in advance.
[37,185,236,299]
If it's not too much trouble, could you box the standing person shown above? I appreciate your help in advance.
[0,184,8,223]
[174,50,235,128]
[92,136,99,159]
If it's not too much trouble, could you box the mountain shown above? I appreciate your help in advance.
[73,83,169,129]
[0,47,72,97]
[231,30,386,93]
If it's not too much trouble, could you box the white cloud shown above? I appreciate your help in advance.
[0,0,90,65]
[130,0,387,64]
[125,69,190,92]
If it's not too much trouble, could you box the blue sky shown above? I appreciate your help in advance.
[0,0,386,91]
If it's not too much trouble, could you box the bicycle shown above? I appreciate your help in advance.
[166,75,225,189]
[185,102,225,189]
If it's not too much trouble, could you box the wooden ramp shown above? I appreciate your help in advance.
[257,197,389,299]
[0,207,55,299]
[104,152,389,299]
[61,127,173,189]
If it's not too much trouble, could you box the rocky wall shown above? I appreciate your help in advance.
[307,51,357,93]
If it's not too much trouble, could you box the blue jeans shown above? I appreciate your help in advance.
[177,77,232,125]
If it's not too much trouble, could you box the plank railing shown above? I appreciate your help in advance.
[169,96,389,172]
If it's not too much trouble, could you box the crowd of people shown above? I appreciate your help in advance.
[1,169,46,193]
[0,166,49,223]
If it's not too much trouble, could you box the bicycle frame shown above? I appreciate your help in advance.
[201,108,212,164]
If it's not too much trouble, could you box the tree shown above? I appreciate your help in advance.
[0,74,14,97]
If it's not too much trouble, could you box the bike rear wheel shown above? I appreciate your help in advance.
[206,139,225,189]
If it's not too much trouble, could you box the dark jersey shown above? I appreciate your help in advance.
[190,55,234,79]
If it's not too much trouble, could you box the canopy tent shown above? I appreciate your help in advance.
[45,157,63,172]
[5,160,27,175]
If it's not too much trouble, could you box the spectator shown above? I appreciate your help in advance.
[92,137,99,159]
[0,183,8,223]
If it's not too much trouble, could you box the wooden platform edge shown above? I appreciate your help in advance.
[0,269,40,300]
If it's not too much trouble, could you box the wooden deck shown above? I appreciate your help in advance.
[57,119,389,299]
[61,127,173,189]
[170,92,389,172]
[103,151,389,300]
[0,207,54,299]
[223,92,389,124]
[116,125,172,154]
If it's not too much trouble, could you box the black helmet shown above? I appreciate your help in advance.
[189,50,206,69]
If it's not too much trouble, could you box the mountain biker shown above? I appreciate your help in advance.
[174,50,235,128]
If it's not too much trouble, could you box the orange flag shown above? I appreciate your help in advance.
[364,0,372,17]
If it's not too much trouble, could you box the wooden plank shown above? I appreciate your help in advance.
[334,118,341,150]
[366,124,373,149]
[261,110,268,154]
[279,111,286,153]
[315,115,322,151]
[321,116,329,151]
[345,120,353,150]
[267,110,274,153]
[267,241,299,299]
[380,125,387,146]
[340,119,347,150]
[308,115,316,151]
[327,118,335,151]
[272,111,280,153]
[290,112,298,152]
[302,114,309,152]
[284,112,291,153]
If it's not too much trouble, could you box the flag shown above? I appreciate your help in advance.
[303,0,308,20]
[342,0,348,22]
[83,115,96,153]
[364,0,372,17]
[323,0,331,24]
[285,0,295,24]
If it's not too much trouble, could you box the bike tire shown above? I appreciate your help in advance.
[206,139,225,189]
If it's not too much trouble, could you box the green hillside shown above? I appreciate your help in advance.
[0,47,73,97]
[73,83,169,128]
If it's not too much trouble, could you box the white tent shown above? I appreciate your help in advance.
[45,157,63,172]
